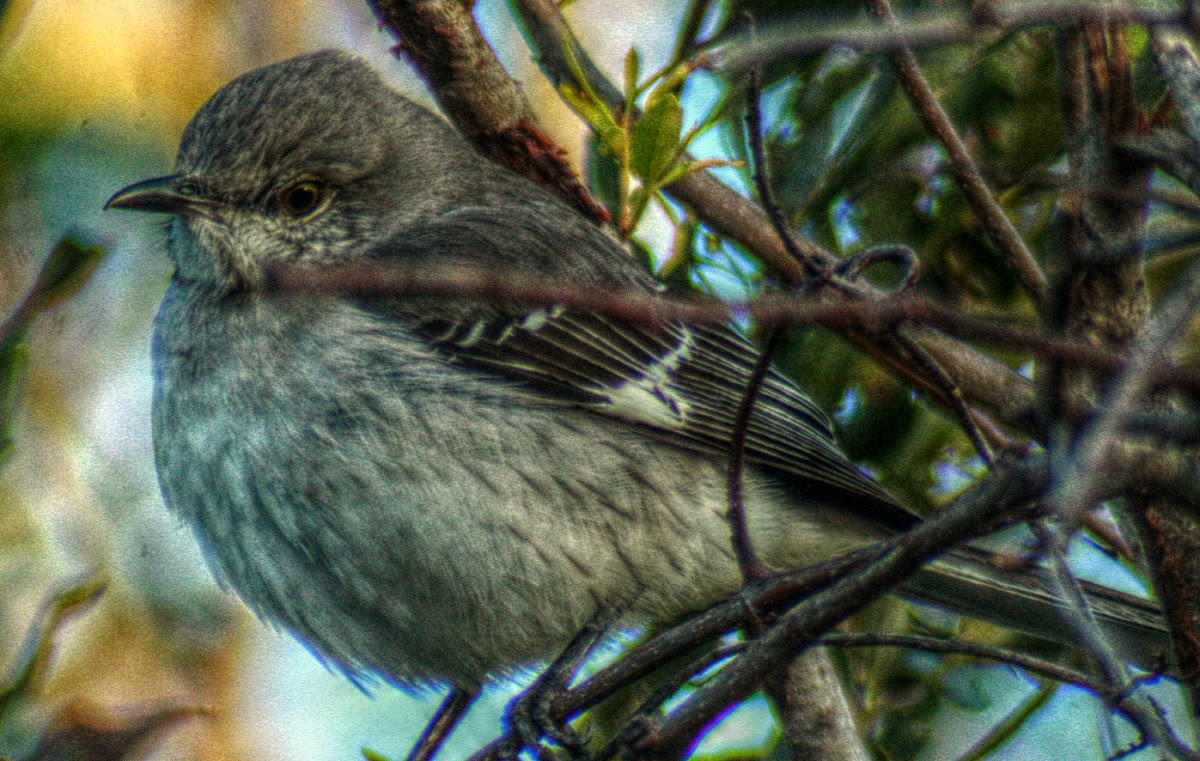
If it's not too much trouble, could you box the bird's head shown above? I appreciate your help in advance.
[107,50,482,292]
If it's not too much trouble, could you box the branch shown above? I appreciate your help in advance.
[824,630,1194,758]
[365,0,609,223]
[820,632,1112,694]
[465,453,1047,760]
[1051,254,1200,527]
[867,0,1048,301]
[760,650,871,761]
[726,325,780,583]
[266,262,1200,396]
[721,0,1195,73]
[632,455,1047,757]
[1045,21,1200,729]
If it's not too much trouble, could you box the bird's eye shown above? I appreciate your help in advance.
[280,182,324,217]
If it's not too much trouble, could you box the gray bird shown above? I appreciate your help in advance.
[106,50,1165,713]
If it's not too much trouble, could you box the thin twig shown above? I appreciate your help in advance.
[819,632,1107,692]
[897,332,995,464]
[744,64,826,284]
[266,262,1200,395]
[1082,513,1137,563]
[723,64,810,583]
[726,326,783,584]
[722,0,1194,73]
[834,245,920,290]
[405,687,479,761]
[1031,523,1200,760]
[868,0,1048,301]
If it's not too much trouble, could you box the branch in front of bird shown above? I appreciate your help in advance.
[266,260,1200,398]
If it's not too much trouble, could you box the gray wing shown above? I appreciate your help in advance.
[361,206,916,531]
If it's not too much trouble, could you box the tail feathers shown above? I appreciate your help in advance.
[902,545,1173,673]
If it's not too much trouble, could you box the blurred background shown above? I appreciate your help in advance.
[0,2,699,759]
[0,1,1191,759]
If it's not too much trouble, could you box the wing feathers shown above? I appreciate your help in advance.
[362,207,908,523]
[412,305,899,510]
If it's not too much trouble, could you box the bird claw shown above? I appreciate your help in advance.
[498,688,590,759]
[496,609,619,759]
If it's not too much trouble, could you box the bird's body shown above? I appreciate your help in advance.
[150,212,886,687]
[108,49,1168,695]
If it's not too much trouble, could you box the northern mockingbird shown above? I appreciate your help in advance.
[106,48,1166,714]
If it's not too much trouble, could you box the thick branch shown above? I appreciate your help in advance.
[365,0,609,222]
[1051,255,1200,526]
[635,456,1047,757]
[1142,25,1200,704]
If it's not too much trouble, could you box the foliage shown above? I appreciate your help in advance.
[542,2,1192,759]
[559,44,742,237]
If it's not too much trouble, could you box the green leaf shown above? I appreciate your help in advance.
[586,133,624,211]
[624,48,640,110]
[630,92,682,182]
[558,85,619,138]
[362,749,394,761]
[557,35,624,158]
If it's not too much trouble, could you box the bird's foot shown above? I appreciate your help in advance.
[496,609,620,760]
[497,689,590,760]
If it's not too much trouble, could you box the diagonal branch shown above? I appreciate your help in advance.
[365,0,610,223]
[633,455,1048,757]
[867,0,1049,301]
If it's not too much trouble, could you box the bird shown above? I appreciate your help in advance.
[106,48,1168,750]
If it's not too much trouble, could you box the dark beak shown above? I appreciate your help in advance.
[105,175,212,215]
